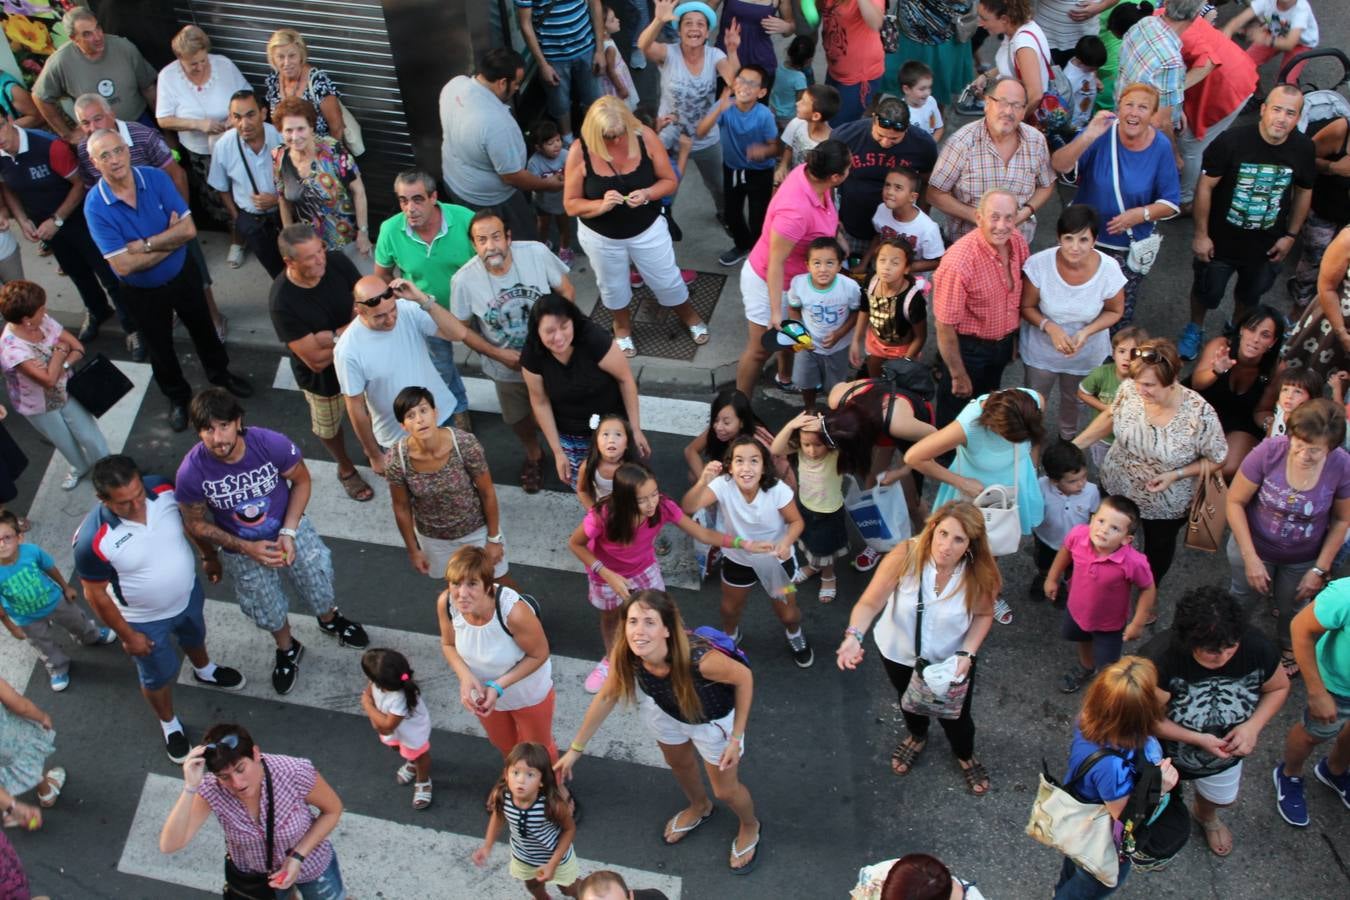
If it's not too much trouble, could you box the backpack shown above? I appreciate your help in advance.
[1013,27,1076,150]
[690,627,749,666]
[494,588,542,638]
[1071,747,1191,871]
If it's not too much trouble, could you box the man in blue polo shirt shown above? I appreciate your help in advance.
[0,110,132,346]
[83,128,252,432]
[74,454,244,764]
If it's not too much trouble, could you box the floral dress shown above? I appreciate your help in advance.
[1282,225,1350,378]
[264,67,340,137]
[0,318,67,415]
[273,136,359,250]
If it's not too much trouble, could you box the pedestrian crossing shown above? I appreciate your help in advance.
[119,774,684,898]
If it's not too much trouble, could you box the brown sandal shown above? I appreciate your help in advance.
[890,738,925,776]
[959,758,990,796]
[520,457,543,494]
[338,468,374,501]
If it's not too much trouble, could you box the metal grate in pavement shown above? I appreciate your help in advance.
[588,271,727,361]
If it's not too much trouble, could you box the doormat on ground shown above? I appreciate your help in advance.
[588,271,727,361]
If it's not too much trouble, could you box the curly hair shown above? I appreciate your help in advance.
[1172,586,1247,653]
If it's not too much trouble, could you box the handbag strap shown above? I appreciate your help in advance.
[261,758,275,872]
[237,133,261,197]
[1108,124,1138,244]
[913,568,927,662]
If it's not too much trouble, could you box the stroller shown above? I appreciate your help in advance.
[1278,48,1350,133]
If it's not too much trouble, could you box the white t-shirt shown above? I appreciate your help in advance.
[997,21,1053,90]
[780,117,825,162]
[873,560,974,666]
[1034,0,1099,52]
[707,477,793,565]
[659,45,728,152]
[155,54,251,155]
[871,205,946,262]
[450,241,569,383]
[333,299,455,447]
[372,684,433,749]
[904,96,944,137]
[1018,248,1126,376]
[1249,0,1319,48]
[1062,58,1099,131]
[787,273,861,354]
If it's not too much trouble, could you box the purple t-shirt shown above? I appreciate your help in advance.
[174,427,302,541]
[1240,436,1350,565]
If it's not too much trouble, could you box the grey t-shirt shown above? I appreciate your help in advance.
[34,35,156,122]
[449,241,569,383]
[439,76,527,206]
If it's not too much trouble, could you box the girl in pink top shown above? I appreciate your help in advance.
[568,462,756,692]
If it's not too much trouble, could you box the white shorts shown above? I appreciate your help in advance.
[739,262,777,328]
[420,524,509,580]
[1192,760,1242,805]
[640,694,744,766]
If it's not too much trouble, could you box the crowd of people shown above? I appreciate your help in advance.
[0,1,1346,898]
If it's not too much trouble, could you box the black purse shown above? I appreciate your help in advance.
[222,759,274,900]
[64,352,133,418]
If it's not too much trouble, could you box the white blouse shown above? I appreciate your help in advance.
[155,54,251,155]
[450,587,553,711]
[873,559,975,666]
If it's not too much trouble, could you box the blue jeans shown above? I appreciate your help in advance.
[544,48,600,125]
[281,854,345,900]
[826,74,883,126]
[1054,856,1129,900]
[424,335,470,415]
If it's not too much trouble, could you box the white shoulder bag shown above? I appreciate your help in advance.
[965,440,1022,557]
[1110,123,1161,275]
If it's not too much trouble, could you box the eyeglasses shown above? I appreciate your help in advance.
[988,96,1028,112]
[94,145,128,162]
[356,287,394,308]
[734,76,762,88]
[874,116,907,132]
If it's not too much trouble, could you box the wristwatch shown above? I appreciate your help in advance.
[1312,565,1329,581]
[52,215,63,229]
[142,238,153,253]
[486,533,504,544]
[418,293,436,311]
[278,527,299,539]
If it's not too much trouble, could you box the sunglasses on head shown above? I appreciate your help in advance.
[203,732,240,764]
[1130,346,1174,374]
[874,116,906,132]
[356,287,395,308]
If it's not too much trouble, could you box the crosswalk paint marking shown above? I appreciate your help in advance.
[0,362,153,690]
[271,358,712,437]
[119,773,684,898]
[179,599,669,771]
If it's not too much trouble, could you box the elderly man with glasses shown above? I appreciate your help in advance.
[927,76,1055,247]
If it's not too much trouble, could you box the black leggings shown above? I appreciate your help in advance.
[1139,517,1186,589]
[882,656,977,761]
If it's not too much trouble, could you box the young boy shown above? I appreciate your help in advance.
[1063,35,1108,132]
[0,510,114,691]
[526,121,574,264]
[776,84,840,189]
[787,237,862,410]
[1031,441,1100,605]
[696,64,780,268]
[1078,326,1147,467]
[1045,495,1157,694]
[770,35,815,132]
[1225,0,1320,83]
[1266,367,1322,436]
[870,168,945,274]
[899,60,944,142]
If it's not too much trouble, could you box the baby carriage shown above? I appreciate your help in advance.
[1279,48,1350,133]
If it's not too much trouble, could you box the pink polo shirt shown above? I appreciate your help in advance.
[749,164,839,290]
[1063,524,1154,633]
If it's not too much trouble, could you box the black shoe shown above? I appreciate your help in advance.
[718,247,748,267]
[127,331,147,363]
[272,640,304,695]
[78,309,110,342]
[211,373,254,399]
[1061,665,1093,694]
[192,665,246,692]
[318,609,369,648]
[165,728,190,764]
[787,632,814,668]
[168,404,188,432]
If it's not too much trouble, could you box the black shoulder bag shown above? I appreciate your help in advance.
[223,758,275,899]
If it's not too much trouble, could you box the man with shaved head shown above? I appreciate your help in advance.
[930,188,1030,427]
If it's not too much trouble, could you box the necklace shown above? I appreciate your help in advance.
[1286,459,1324,500]
[934,566,955,595]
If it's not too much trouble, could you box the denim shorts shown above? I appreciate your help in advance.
[1303,689,1350,741]
[544,49,600,122]
[284,853,346,900]
[132,579,206,690]
[221,517,335,633]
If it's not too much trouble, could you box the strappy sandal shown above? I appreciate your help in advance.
[1280,651,1300,679]
[412,781,433,810]
[520,457,543,494]
[616,335,637,358]
[1195,812,1233,856]
[396,762,416,785]
[689,322,710,345]
[663,805,714,845]
[890,737,925,776]
[338,468,374,501]
[729,823,761,875]
[818,575,837,604]
[36,767,65,808]
[959,758,990,796]
[793,565,818,584]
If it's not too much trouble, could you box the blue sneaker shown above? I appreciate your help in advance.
[1177,323,1205,361]
[1314,757,1350,810]
[49,672,70,692]
[1274,763,1310,826]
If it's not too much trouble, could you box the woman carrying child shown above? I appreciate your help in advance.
[556,590,761,874]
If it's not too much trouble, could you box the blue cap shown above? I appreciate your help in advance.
[673,1,717,32]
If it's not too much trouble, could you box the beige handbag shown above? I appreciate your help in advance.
[1027,753,1122,888]
[1183,459,1228,553]
[309,69,364,156]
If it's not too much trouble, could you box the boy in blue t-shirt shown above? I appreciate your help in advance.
[695,63,780,268]
[0,511,113,691]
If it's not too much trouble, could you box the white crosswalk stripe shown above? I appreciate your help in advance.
[119,774,684,899]
[180,598,667,770]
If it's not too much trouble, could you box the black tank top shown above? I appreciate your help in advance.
[579,132,662,240]
[1195,367,1269,438]
[635,643,735,724]
[1311,118,1350,228]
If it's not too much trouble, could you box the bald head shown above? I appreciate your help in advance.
[1260,84,1305,145]
[353,275,399,331]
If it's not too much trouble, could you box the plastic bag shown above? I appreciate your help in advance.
[844,478,911,552]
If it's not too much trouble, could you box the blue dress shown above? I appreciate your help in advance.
[932,389,1045,534]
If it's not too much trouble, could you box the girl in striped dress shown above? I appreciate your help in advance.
[471,741,579,898]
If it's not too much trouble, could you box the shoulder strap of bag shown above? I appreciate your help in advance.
[237,133,261,196]
[1109,123,1138,243]
[913,568,926,661]
[494,585,513,637]
[261,758,275,872]
[449,427,464,468]
[1065,747,1125,790]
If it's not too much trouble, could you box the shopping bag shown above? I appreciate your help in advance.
[844,478,911,552]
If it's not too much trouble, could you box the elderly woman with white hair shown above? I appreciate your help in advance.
[563,96,709,358]
[264,28,345,142]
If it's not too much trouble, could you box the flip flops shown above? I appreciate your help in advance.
[663,806,714,845]
[729,823,761,875]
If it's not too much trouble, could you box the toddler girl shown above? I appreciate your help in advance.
[849,239,927,378]
[770,411,848,602]
[1265,367,1321,437]
[360,647,433,809]
[471,741,579,899]
[575,414,640,510]
[599,5,640,111]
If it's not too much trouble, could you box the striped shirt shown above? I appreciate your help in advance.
[516,0,596,61]
[501,789,574,867]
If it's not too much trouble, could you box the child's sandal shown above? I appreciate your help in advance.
[818,576,837,603]
[36,767,65,808]
[412,781,433,810]
[396,762,416,785]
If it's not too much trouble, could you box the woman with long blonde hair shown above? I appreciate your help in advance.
[555,590,762,874]
[837,501,999,795]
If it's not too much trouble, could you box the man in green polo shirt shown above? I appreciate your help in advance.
[374,170,474,426]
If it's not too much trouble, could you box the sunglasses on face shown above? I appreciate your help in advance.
[356,287,395,308]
